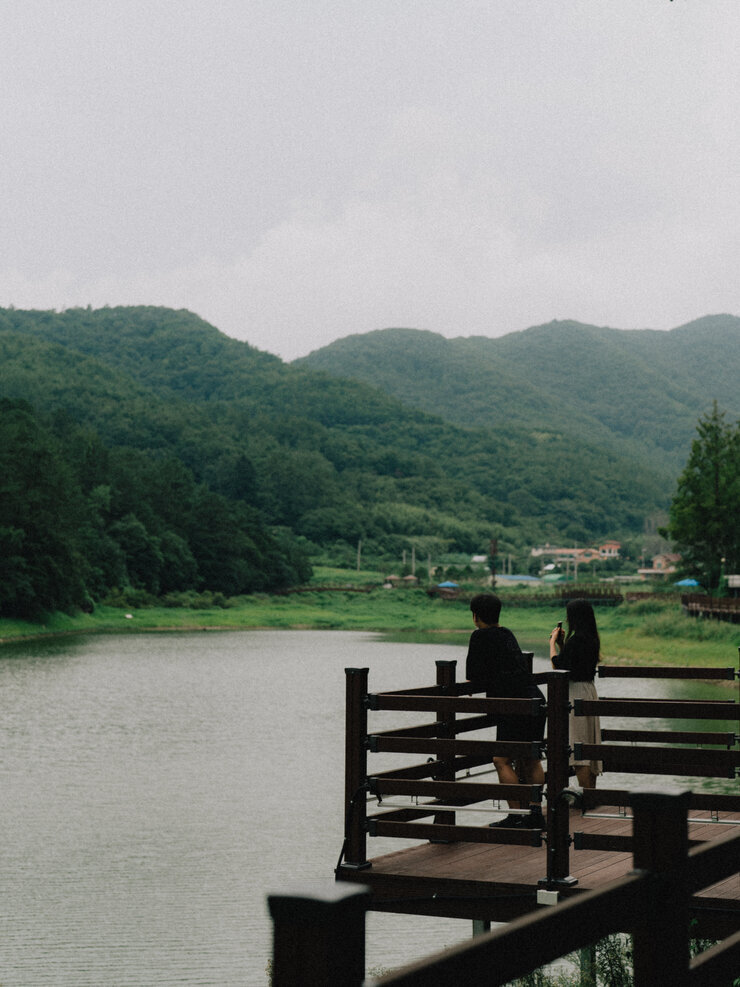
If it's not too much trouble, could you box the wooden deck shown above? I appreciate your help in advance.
[337,807,740,936]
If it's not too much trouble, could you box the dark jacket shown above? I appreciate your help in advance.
[465,625,535,697]
[552,634,599,681]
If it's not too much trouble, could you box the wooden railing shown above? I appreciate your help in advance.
[269,790,740,985]
[341,656,739,886]
[682,594,740,621]
[342,659,570,879]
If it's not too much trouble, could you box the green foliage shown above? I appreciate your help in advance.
[665,403,740,589]
[504,935,632,986]
[297,317,740,475]
[0,395,313,619]
[0,306,672,565]
[0,399,88,617]
[5,305,730,616]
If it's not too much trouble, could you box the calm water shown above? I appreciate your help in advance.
[0,629,734,985]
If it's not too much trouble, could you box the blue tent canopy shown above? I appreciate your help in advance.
[674,577,700,587]
[437,581,459,588]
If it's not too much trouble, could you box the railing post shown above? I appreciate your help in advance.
[268,883,369,986]
[542,670,576,886]
[631,789,691,987]
[434,659,457,827]
[344,667,370,869]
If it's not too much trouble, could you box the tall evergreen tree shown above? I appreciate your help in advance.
[666,403,740,589]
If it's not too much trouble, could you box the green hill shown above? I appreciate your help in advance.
[0,305,681,617]
[296,315,740,472]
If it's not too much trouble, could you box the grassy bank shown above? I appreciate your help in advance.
[1,581,738,670]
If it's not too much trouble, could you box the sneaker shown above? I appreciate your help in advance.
[489,814,523,828]
[524,810,546,829]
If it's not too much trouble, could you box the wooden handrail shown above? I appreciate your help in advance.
[601,727,737,746]
[369,736,542,759]
[368,694,544,715]
[575,742,740,771]
[579,787,740,813]
[575,697,739,719]
[367,778,542,804]
[598,664,737,680]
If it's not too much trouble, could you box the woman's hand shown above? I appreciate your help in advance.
[549,625,562,662]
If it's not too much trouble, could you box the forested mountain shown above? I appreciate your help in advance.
[0,305,685,615]
[296,315,740,473]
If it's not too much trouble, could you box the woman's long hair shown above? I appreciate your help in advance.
[565,599,601,657]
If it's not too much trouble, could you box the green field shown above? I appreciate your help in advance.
[1,573,738,673]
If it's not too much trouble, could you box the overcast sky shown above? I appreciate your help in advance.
[2,1,739,361]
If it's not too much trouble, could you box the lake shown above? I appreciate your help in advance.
[0,629,733,985]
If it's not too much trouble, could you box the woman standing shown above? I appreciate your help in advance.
[550,599,603,789]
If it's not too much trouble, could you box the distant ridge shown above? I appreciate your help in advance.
[0,305,675,560]
[295,315,740,472]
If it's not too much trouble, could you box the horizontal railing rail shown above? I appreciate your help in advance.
[598,664,737,680]
[367,778,541,803]
[579,787,740,815]
[575,697,738,719]
[369,736,543,759]
[367,694,544,715]
[574,741,740,775]
[601,727,737,746]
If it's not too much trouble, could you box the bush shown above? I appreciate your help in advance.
[102,586,157,609]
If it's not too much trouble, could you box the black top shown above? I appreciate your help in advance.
[552,634,599,681]
[465,625,537,697]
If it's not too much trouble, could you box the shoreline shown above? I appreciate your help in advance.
[1,593,737,675]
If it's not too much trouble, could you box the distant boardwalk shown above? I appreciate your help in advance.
[682,593,740,623]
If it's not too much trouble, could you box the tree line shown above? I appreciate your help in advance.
[0,399,311,619]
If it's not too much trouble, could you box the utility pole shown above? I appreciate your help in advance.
[356,538,362,572]
[489,538,498,588]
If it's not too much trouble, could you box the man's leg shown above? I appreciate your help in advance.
[575,765,597,789]
[490,756,524,826]
[519,757,546,828]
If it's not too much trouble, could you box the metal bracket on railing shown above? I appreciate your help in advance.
[365,694,379,710]
[366,735,378,753]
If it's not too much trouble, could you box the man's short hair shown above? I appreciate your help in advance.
[470,593,502,625]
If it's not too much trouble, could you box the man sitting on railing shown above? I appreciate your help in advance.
[466,593,546,829]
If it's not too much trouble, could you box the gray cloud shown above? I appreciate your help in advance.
[2,1,738,359]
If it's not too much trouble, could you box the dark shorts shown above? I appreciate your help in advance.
[496,712,546,743]
[495,686,546,744]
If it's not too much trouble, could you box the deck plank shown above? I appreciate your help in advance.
[337,809,740,935]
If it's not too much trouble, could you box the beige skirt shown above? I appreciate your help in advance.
[569,680,602,774]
